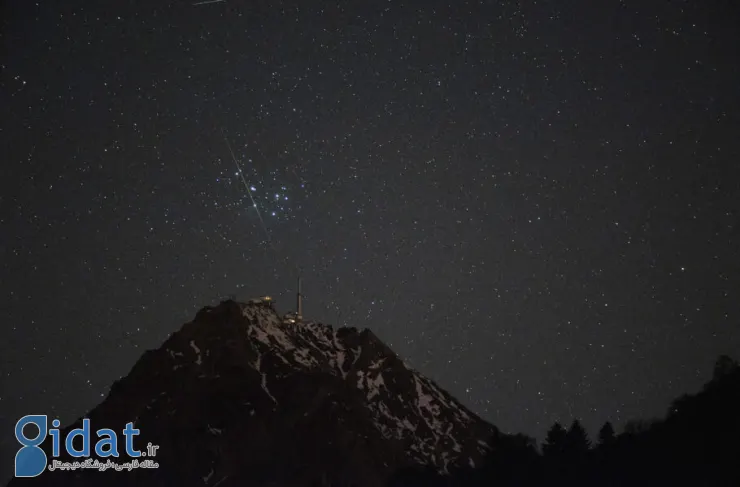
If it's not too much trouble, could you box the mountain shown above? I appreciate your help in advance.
[9,299,499,486]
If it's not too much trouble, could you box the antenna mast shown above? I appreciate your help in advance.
[296,274,303,321]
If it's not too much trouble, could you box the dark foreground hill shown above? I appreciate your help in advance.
[9,300,500,487]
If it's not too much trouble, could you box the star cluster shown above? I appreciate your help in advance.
[216,158,305,222]
[1,0,739,478]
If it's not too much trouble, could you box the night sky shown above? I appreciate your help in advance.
[2,0,739,475]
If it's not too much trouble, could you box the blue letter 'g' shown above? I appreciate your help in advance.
[15,415,48,477]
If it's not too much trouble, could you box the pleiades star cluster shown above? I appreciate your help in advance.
[1,0,739,478]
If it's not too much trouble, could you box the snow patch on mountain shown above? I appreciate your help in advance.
[203,467,215,483]
[189,340,202,365]
[336,351,347,378]
[167,348,184,359]
[261,372,278,404]
[293,347,319,368]
[366,371,386,401]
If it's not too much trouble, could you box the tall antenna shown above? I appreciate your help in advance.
[297,274,303,320]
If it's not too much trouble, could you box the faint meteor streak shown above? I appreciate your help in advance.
[193,0,225,5]
[221,129,274,252]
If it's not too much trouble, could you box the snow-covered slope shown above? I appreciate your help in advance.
[11,299,499,487]
[238,302,496,470]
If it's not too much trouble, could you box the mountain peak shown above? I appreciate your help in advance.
[12,299,498,487]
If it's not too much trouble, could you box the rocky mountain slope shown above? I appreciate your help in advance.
[9,299,500,486]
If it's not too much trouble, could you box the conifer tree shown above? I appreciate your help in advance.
[598,421,616,447]
[542,422,567,457]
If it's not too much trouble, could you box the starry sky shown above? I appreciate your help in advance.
[2,0,739,475]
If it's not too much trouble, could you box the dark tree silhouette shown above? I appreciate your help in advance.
[565,419,591,454]
[541,422,567,457]
[713,354,739,381]
[597,421,616,447]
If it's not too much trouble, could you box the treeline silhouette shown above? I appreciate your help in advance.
[388,354,740,487]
